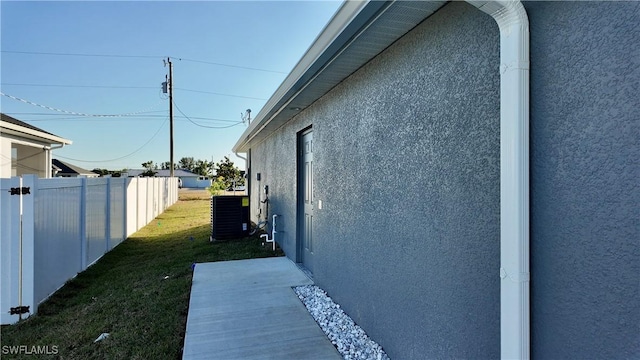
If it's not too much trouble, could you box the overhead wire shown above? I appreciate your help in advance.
[0,50,161,59]
[2,51,258,163]
[0,111,167,116]
[1,83,268,101]
[0,150,44,165]
[1,50,287,74]
[174,57,287,74]
[174,87,267,100]
[56,117,169,163]
[4,161,45,173]
[0,92,164,117]
[3,112,241,123]
[172,100,244,129]
[1,83,157,90]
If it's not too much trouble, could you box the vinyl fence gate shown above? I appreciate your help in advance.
[0,175,179,325]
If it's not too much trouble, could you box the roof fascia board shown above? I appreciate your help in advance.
[1,121,72,145]
[2,132,54,148]
[233,0,390,153]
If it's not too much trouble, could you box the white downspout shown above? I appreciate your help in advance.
[43,146,51,178]
[235,152,248,194]
[48,144,65,178]
[234,152,247,167]
[466,1,530,359]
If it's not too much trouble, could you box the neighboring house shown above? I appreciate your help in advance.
[233,1,638,359]
[0,113,72,178]
[124,169,211,188]
[52,159,99,178]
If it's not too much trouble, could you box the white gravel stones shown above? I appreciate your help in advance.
[294,285,390,360]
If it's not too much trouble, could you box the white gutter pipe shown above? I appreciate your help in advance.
[48,144,66,178]
[466,1,530,359]
[234,152,247,174]
[234,152,248,194]
[234,152,246,163]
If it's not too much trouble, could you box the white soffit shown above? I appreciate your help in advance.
[233,0,447,152]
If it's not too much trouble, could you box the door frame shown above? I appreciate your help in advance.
[296,126,313,265]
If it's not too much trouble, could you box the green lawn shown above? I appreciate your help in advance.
[0,191,280,359]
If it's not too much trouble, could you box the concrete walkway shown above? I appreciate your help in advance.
[182,257,342,360]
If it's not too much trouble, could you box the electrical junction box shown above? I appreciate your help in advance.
[210,196,250,241]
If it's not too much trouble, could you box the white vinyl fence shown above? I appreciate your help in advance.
[0,175,178,325]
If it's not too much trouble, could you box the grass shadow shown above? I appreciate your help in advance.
[1,196,281,360]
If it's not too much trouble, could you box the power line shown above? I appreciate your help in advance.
[174,87,267,100]
[0,149,47,168]
[1,83,269,100]
[14,116,166,122]
[2,112,241,123]
[172,100,244,129]
[2,50,288,74]
[1,50,161,59]
[175,57,287,74]
[1,83,156,90]
[1,110,166,117]
[169,115,240,123]
[0,92,164,117]
[56,118,169,163]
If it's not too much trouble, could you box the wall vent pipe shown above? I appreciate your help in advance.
[260,214,278,251]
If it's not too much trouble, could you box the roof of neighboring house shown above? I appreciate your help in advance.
[125,169,201,178]
[233,1,447,153]
[1,113,72,145]
[52,159,96,176]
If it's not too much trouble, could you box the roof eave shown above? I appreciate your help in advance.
[233,0,373,153]
[1,121,73,145]
[232,0,448,153]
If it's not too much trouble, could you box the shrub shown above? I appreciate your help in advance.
[207,177,226,196]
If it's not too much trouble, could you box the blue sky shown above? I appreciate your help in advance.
[0,0,342,171]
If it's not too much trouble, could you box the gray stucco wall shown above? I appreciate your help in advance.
[249,117,311,259]
[314,3,501,359]
[250,2,501,358]
[526,1,640,359]
[246,1,639,359]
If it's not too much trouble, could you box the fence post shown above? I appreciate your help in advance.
[122,177,127,241]
[20,175,36,319]
[5,177,21,323]
[147,178,152,224]
[105,177,111,252]
[80,177,87,270]
[152,178,156,218]
[137,177,142,231]
[132,177,137,235]
[152,178,156,217]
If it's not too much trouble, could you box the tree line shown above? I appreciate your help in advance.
[140,156,244,188]
[92,156,244,189]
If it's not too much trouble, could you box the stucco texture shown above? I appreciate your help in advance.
[251,2,501,358]
[246,1,639,359]
[527,1,640,359]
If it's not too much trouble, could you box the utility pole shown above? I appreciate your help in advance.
[165,57,175,178]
